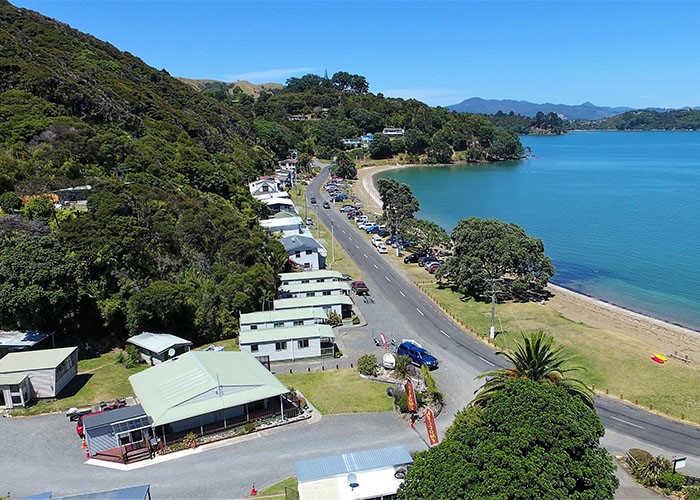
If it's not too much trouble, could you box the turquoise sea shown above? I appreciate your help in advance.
[377,131,700,331]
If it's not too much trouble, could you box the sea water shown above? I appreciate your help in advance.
[376,131,700,331]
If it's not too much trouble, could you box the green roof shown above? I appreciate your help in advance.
[0,373,28,386]
[240,324,334,344]
[240,307,329,325]
[279,270,343,282]
[129,351,288,427]
[274,295,353,310]
[0,347,76,373]
[280,281,350,294]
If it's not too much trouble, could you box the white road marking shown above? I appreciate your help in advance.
[478,356,495,367]
[363,253,368,259]
[610,416,644,429]
[373,264,379,269]
[355,245,360,249]
[416,308,424,316]
[399,290,406,297]
[342,230,346,234]
[440,329,451,339]
[385,276,391,282]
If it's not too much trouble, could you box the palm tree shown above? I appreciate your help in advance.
[472,331,594,409]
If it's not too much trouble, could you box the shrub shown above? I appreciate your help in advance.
[634,455,672,487]
[183,432,198,448]
[686,485,700,500]
[116,345,142,368]
[327,311,342,326]
[357,354,378,376]
[393,355,411,379]
[627,448,653,469]
[244,422,256,434]
[657,471,686,491]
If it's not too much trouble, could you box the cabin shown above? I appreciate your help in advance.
[262,196,297,215]
[382,127,405,137]
[83,404,155,464]
[260,216,304,234]
[239,324,335,362]
[0,330,55,359]
[54,185,92,209]
[249,178,281,197]
[274,295,354,320]
[278,281,350,299]
[0,347,77,408]
[239,308,329,332]
[281,234,327,271]
[126,332,192,366]
[279,270,344,286]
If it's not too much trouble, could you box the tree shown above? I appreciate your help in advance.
[369,133,392,159]
[404,128,430,155]
[472,331,593,409]
[23,196,55,223]
[296,152,312,174]
[426,138,452,164]
[333,152,357,179]
[0,191,22,214]
[399,218,450,252]
[441,217,554,298]
[398,379,618,499]
[377,178,419,235]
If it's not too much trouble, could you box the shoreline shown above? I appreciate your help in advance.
[354,163,700,361]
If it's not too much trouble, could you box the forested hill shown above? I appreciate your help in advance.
[576,108,700,130]
[0,1,285,352]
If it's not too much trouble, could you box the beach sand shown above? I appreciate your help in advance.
[354,163,700,363]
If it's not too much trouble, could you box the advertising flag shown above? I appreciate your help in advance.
[424,407,439,446]
[380,332,387,349]
[404,378,417,413]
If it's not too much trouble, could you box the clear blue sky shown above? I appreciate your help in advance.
[10,1,700,108]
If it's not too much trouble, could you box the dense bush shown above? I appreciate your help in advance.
[657,471,686,491]
[357,354,378,376]
[627,448,654,468]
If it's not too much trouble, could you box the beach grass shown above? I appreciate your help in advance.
[278,368,394,414]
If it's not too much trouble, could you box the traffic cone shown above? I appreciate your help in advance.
[81,439,87,449]
[85,449,90,458]
[250,483,257,496]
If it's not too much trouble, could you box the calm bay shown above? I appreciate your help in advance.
[376,131,700,331]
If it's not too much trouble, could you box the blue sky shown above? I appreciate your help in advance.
[10,1,700,108]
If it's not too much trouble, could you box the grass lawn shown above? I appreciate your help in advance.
[278,368,394,414]
[258,477,298,499]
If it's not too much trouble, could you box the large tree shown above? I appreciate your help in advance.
[377,178,419,235]
[369,133,393,159]
[398,379,618,499]
[333,152,357,179]
[399,218,450,251]
[441,217,554,298]
[473,331,594,409]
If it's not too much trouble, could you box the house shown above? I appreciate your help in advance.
[279,270,344,286]
[361,133,374,144]
[23,484,152,500]
[279,281,350,299]
[0,347,77,408]
[249,178,281,197]
[280,234,327,271]
[341,137,362,148]
[127,332,192,366]
[253,191,290,202]
[82,404,154,463]
[295,445,413,500]
[128,351,294,438]
[274,295,354,320]
[288,114,310,121]
[260,216,304,234]
[382,127,405,137]
[275,168,295,187]
[240,308,328,332]
[0,330,55,359]
[54,185,92,209]
[239,324,335,362]
[278,158,298,169]
[262,196,297,215]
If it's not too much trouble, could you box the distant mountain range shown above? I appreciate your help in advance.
[448,98,654,120]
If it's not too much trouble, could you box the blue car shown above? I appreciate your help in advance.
[396,341,439,369]
[365,224,380,233]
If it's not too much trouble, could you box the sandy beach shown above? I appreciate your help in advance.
[354,163,700,363]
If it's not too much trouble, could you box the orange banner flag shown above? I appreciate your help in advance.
[424,407,439,446]
[405,378,417,413]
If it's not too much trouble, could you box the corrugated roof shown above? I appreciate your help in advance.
[279,282,350,294]
[0,373,28,385]
[0,347,76,373]
[274,295,353,310]
[82,404,148,431]
[240,308,328,326]
[57,484,150,500]
[0,330,54,348]
[279,270,343,282]
[126,332,192,355]
[281,235,323,253]
[240,325,334,345]
[295,446,413,483]
[129,351,288,427]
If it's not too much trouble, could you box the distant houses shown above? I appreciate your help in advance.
[382,127,405,137]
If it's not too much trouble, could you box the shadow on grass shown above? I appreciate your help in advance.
[56,373,93,398]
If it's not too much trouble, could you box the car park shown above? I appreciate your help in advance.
[396,341,438,369]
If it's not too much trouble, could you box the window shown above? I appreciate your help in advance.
[274,322,284,328]
[306,292,314,297]
[251,344,259,352]
[323,291,331,296]
[12,395,22,405]
[305,250,313,255]
[293,320,303,326]
[250,325,257,330]
[275,341,287,351]
[298,339,309,349]
[295,251,301,258]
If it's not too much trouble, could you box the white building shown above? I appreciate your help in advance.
[281,234,327,271]
[249,178,281,197]
[279,270,344,286]
[260,216,304,234]
[274,295,353,319]
[127,332,192,366]
[239,308,329,332]
[279,281,350,299]
[239,324,335,362]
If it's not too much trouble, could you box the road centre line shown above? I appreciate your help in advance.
[364,253,368,259]
[385,276,391,282]
[373,264,378,269]
[478,356,495,367]
[609,416,644,429]
[399,290,406,297]
[416,308,424,316]
[440,329,451,339]
[355,245,360,249]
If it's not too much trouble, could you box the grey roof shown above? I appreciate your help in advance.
[82,404,148,431]
[127,332,192,355]
[295,446,413,483]
[0,373,28,385]
[57,484,150,500]
[239,308,328,326]
[240,324,334,345]
[274,295,353,310]
[0,330,54,348]
[129,351,288,427]
[0,347,76,373]
[279,270,343,283]
[280,234,323,253]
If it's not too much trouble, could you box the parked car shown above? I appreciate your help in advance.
[396,341,439,369]
[377,243,388,254]
[351,280,370,295]
[377,229,391,237]
[371,235,384,246]
[365,225,380,234]
[341,273,353,281]
[304,217,313,226]
[334,194,348,202]
[340,204,354,213]
[404,251,427,264]
[427,262,442,274]
[323,201,331,209]
[310,197,317,205]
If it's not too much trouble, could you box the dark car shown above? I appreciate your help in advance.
[310,197,317,205]
[396,341,438,369]
[322,201,331,209]
[351,280,370,295]
[403,251,427,264]
[378,229,391,237]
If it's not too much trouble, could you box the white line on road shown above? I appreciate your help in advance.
[363,253,368,259]
[355,245,360,249]
[478,356,495,367]
[373,264,378,269]
[416,308,424,316]
[610,416,644,429]
[399,290,406,297]
[440,329,451,339]
[341,229,346,234]
[385,276,391,282]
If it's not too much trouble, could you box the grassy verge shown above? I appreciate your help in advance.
[278,368,393,414]
[258,477,298,499]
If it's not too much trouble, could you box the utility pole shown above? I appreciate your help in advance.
[331,221,335,268]
[483,278,503,340]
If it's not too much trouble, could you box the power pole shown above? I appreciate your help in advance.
[483,278,503,339]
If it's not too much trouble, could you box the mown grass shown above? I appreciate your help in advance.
[278,368,393,414]
[258,477,298,498]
